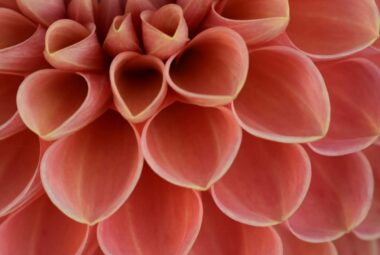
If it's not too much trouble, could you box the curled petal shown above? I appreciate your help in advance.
[142,102,242,190]
[41,110,143,225]
[165,27,249,106]
[288,149,374,242]
[177,0,213,32]
[16,0,65,26]
[334,233,378,255]
[95,0,124,41]
[232,46,330,143]
[67,0,97,25]
[110,52,167,123]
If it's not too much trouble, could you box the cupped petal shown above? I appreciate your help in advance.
[165,27,248,106]
[17,69,111,140]
[142,102,242,190]
[16,0,65,26]
[110,52,167,123]
[98,166,202,255]
[288,149,374,242]
[211,132,311,226]
[232,46,330,143]
[334,233,378,255]
[286,0,380,59]
[41,110,143,225]
[177,0,212,33]
[309,58,380,156]
[44,19,106,71]
[67,0,97,25]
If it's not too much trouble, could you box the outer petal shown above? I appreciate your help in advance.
[17,69,111,140]
[177,0,213,32]
[334,233,378,255]
[211,132,311,226]
[288,149,374,242]
[67,0,97,25]
[142,102,242,190]
[232,46,330,143]
[16,0,65,26]
[165,27,249,106]
[98,166,202,255]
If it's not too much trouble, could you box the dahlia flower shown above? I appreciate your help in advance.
[1,0,380,254]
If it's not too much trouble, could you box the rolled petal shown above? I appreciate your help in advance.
[17,69,111,140]
[16,0,65,26]
[98,166,202,255]
[177,0,213,32]
[0,195,89,255]
[309,58,380,156]
[334,233,378,255]
[211,132,311,226]
[165,27,249,106]
[203,0,289,46]
[41,110,143,225]
[110,52,167,123]
[67,0,97,25]
[44,19,106,71]
[286,0,380,59]
[288,149,374,242]
[142,102,242,190]
[95,0,124,41]
[232,46,330,143]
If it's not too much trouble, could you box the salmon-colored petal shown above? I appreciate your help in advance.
[0,0,18,10]
[95,0,124,41]
[334,233,378,255]
[286,0,380,59]
[288,149,374,242]
[203,0,289,46]
[98,166,202,255]
[44,19,106,71]
[165,27,248,106]
[0,195,90,255]
[177,0,213,33]
[16,0,65,26]
[189,193,282,255]
[110,52,167,123]
[142,102,242,190]
[67,0,97,25]
[211,132,311,226]
[309,58,380,156]
[41,110,143,225]
[233,46,330,143]
[125,0,175,15]
[82,227,104,255]
[17,69,110,140]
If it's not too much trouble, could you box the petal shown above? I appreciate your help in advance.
[334,233,378,255]
[211,132,311,226]
[82,227,103,255]
[177,0,213,32]
[0,195,89,255]
[286,0,380,59]
[95,0,124,41]
[165,27,249,106]
[41,110,143,225]
[309,58,380,156]
[16,0,65,26]
[98,166,202,255]
[232,46,330,143]
[0,0,18,10]
[17,69,110,140]
[142,102,242,190]
[288,149,374,242]
[110,52,167,123]
[67,0,97,25]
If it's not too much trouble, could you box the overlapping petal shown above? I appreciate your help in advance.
[67,0,97,25]
[16,0,65,27]
[177,0,212,32]
[334,233,378,255]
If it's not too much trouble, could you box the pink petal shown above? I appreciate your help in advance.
[309,58,380,156]
[17,69,110,140]
[0,0,18,10]
[67,0,97,25]
[165,27,249,106]
[288,149,374,242]
[125,0,175,15]
[177,0,213,32]
[110,52,167,123]
[0,195,90,255]
[16,0,65,26]
[232,46,330,143]
[41,110,143,225]
[82,227,103,255]
[334,233,378,255]
[211,132,311,226]
[95,0,124,41]
[142,102,242,190]
[98,166,202,255]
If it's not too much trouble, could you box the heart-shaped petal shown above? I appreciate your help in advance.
[16,0,65,26]
[334,233,378,255]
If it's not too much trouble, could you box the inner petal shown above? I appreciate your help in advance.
[0,74,23,124]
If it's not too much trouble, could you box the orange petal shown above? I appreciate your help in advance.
[67,0,97,25]
[232,46,330,143]
[98,166,202,255]
[142,102,242,190]
[16,0,65,26]
[177,0,212,32]
[165,27,248,106]
[334,233,378,255]
[41,110,143,225]
[110,52,167,123]
[17,69,110,140]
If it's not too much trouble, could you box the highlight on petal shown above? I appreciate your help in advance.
[41,110,143,225]
[334,233,378,255]
[17,69,111,140]
[67,0,97,25]
[165,27,249,106]
[16,0,65,26]
[98,166,202,255]
[189,193,282,255]
[286,0,380,59]
[177,0,213,32]
[142,102,242,190]
[110,52,167,123]
[211,132,311,226]
[309,58,380,156]
[203,0,289,46]
[44,19,106,71]
[232,46,330,143]
[288,149,374,242]
[0,195,90,255]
